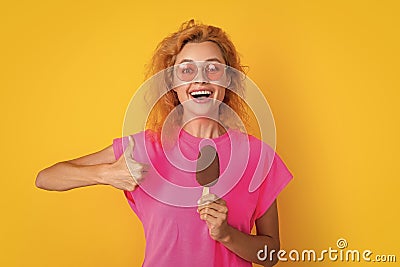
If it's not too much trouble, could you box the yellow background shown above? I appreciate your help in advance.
[1,0,399,266]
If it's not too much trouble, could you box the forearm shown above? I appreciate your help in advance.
[220,225,279,266]
[36,162,108,191]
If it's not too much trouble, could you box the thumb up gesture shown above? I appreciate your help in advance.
[106,136,148,191]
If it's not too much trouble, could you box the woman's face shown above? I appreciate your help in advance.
[173,41,227,116]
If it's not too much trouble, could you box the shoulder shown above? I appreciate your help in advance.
[113,130,159,146]
[112,131,147,158]
[228,130,275,154]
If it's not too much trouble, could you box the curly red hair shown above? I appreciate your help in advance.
[144,19,250,135]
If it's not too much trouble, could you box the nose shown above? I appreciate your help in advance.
[192,67,208,83]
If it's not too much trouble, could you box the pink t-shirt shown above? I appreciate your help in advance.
[112,129,293,267]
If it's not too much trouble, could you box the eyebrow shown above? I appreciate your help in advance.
[177,57,223,64]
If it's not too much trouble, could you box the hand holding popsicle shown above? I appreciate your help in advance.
[197,193,231,242]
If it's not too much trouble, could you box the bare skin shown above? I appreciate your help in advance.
[36,41,280,266]
[173,42,226,139]
[36,136,145,191]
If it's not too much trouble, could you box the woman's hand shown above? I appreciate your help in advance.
[197,194,231,242]
[36,135,148,192]
[102,136,148,191]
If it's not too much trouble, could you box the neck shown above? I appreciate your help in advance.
[183,118,225,138]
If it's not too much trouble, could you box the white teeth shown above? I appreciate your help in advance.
[190,90,212,96]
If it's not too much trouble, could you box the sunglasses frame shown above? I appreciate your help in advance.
[174,61,228,83]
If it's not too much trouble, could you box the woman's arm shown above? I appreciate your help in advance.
[36,136,146,192]
[198,197,280,266]
[35,145,114,191]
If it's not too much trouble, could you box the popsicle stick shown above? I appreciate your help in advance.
[202,186,210,197]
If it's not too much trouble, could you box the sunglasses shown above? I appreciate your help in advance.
[174,61,228,83]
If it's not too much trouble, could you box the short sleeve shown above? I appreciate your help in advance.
[252,152,293,221]
[112,136,142,218]
[112,137,124,160]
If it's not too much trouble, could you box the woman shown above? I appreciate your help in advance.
[36,20,293,267]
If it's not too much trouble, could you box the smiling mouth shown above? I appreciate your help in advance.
[190,90,212,99]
